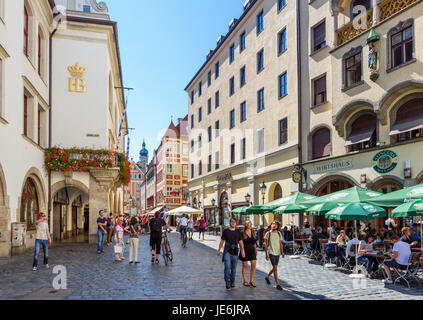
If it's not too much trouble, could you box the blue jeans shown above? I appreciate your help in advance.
[97,230,105,252]
[223,253,238,284]
[358,256,378,273]
[33,239,48,268]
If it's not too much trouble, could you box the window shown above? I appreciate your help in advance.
[257,88,265,112]
[312,21,326,52]
[38,28,42,76]
[208,71,212,87]
[208,98,212,114]
[346,114,376,152]
[83,5,91,13]
[208,155,212,172]
[230,109,235,129]
[390,24,413,69]
[215,91,220,108]
[257,10,264,34]
[344,49,362,88]
[38,105,46,147]
[241,138,246,160]
[198,107,202,122]
[257,129,265,154]
[190,91,194,104]
[198,134,202,148]
[215,151,220,170]
[215,120,220,138]
[279,118,288,145]
[312,128,331,160]
[240,101,247,122]
[278,0,287,11]
[257,49,264,73]
[215,61,220,79]
[229,44,235,64]
[278,28,287,55]
[229,77,235,96]
[240,66,246,87]
[190,140,194,153]
[191,164,194,178]
[24,94,28,136]
[191,114,194,129]
[24,6,29,57]
[230,144,235,164]
[240,32,246,52]
[390,98,423,144]
[167,164,173,174]
[279,72,288,99]
[198,82,202,97]
[313,75,326,106]
[183,165,188,177]
[208,126,212,142]
[20,178,39,230]
[198,161,202,176]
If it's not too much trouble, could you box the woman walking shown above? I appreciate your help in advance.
[114,215,129,262]
[129,217,141,264]
[240,220,257,288]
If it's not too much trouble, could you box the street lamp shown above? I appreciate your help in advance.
[260,181,267,205]
[198,200,202,209]
[245,193,251,206]
[211,198,216,207]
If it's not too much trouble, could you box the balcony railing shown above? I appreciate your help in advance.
[336,0,418,46]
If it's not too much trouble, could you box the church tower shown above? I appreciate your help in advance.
[138,140,149,173]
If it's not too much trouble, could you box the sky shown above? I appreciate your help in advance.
[106,0,245,162]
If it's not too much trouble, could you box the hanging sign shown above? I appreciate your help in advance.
[372,150,399,174]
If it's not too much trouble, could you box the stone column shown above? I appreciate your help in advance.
[0,195,11,257]
[214,185,219,225]
[226,182,232,210]
[89,168,120,244]
[331,8,340,47]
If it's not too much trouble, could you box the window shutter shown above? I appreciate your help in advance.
[312,128,331,159]
[313,22,326,47]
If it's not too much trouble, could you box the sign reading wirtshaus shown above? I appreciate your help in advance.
[313,159,353,173]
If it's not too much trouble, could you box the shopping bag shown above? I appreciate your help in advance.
[114,245,122,254]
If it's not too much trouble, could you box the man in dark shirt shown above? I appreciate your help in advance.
[217,218,245,291]
[310,227,326,251]
[97,210,108,254]
[149,212,171,264]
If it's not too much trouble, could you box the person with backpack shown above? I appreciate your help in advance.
[128,217,141,264]
[149,211,172,264]
[106,214,114,246]
[217,218,246,291]
[264,221,285,291]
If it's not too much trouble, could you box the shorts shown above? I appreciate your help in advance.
[187,227,194,233]
[269,254,280,267]
[384,259,408,270]
[199,228,205,233]
[150,236,162,254]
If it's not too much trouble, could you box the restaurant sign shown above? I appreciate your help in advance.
[313,159,353,174]
[372,150,399,174]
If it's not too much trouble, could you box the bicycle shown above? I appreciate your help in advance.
[161,228,173,266]
[181,226,188,248]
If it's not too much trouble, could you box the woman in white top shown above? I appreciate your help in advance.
[114,215,129,262]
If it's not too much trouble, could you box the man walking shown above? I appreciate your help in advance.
[197,215,206,241]
[264,221,285,291]
[97,210,108,254]
[32,213,52,271]
[149,212,172,264]
[217,218,246,291]
[106,214,114,246]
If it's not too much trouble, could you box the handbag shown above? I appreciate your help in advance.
[114,245,122,254]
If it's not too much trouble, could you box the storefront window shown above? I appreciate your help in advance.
[20,178,39,231]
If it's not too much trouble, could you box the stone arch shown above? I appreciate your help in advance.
[344,109,377,138]
[387,94,423,130]
[310,173,359,195]
[51,179,89,201]
[333,99,374,137]
[0,162,8,207]
[308,125,333,161]
[377,80,423,125]
[0,163,10,257]
[268,182,283,202]
[367,175,404,191]
[20,167,47,213]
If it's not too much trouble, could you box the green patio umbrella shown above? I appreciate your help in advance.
[246,192,317,215]
[303,187,383,207]
[325,202,387,276]
[368,184,423,208]
[306,202,340,216]
[273,204,307,214]
[391,200,423,250]
[231,206,250,215]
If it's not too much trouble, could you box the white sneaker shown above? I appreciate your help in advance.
[45,264,50,269]
[120,257,125,260]
[382,278,393,284]
[32,267,37,271]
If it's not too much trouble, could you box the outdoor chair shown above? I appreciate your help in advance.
[393,253,421,288]
[322,242,337,269]
[318,239,329,263]
[342,239,365,272]
[306,240,322,260]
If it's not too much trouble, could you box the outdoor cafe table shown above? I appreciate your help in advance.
[363,252,390,276]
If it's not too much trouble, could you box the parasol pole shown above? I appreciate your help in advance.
[355,220,359,274]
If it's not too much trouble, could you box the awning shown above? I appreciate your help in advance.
[345,129,374,146]
[148,206,164,215]
[390,117,423,136]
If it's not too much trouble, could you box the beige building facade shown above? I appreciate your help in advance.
[186,0,423,229]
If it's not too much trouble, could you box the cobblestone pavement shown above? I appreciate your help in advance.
[199,234,423,300]
[0,233,298,300]
[1,232,422,300]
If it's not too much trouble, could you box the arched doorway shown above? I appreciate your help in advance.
[313,179,354,231]
[0,163,10,257]
[268,183,283,224]
[219,192,229,226]
[20,178,40,232]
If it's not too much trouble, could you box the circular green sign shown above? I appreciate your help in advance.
[372,150,399,174]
